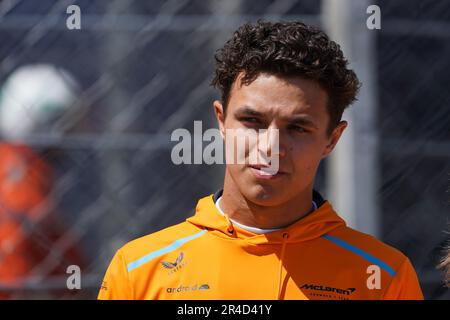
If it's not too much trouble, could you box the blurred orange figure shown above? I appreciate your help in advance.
[0,64,86,299]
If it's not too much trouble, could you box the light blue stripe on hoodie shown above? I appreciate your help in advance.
[127,229,207,272]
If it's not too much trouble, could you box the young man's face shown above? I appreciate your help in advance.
[214,72,347,207]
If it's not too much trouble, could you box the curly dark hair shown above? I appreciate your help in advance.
[211,20,360,135]
[439,246,450,287]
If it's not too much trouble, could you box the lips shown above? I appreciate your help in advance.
[248,164,286,180]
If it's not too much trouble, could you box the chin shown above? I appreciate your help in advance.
[242,183,289,207]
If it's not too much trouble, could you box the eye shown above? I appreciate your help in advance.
[289,125,307,133]
[239,117,260,124]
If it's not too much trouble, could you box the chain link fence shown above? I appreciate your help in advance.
[0,0,448,299]
[377,0,450,300]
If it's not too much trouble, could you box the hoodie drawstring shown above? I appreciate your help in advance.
[224,214,235,235]
[277,232,289,300]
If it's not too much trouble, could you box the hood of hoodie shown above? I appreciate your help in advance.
[186,189,346,245]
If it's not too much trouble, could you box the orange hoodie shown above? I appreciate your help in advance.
[98,190,423,300]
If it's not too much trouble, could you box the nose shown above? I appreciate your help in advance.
[258,125,286,161]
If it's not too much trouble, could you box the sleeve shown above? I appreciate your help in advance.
[382,257,424,300]
[97,249,134,300]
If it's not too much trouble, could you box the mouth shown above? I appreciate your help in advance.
[248,164,286,180]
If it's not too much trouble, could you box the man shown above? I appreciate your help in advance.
[98,21,423,300]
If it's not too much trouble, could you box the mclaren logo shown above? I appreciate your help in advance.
[301,284,356,296]
[161,252,186,275]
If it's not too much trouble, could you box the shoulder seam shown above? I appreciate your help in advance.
[126,229,207,273]
[322,233,397,277]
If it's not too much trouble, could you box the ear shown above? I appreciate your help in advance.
[321,121,348,158]
[213,100,226,138]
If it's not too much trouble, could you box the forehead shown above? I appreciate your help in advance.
[228,72,329,119]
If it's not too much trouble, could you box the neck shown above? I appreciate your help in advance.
[220,170,315,229]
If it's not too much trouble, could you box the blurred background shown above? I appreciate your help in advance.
[0,0,448,299]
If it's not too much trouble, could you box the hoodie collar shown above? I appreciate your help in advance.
[186,189,346,245]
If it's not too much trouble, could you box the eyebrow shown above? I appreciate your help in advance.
[234,106,319,129]
[234,106,264,117]
[287,116,319,129]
